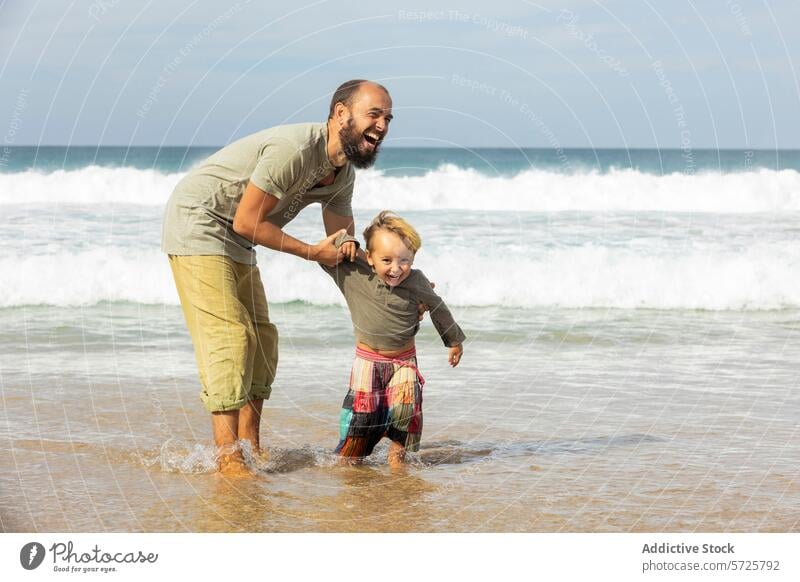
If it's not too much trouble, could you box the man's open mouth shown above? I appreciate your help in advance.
[363,131,382,147]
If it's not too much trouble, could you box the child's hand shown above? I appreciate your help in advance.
[448,343,463,367]
[338,240,357,262]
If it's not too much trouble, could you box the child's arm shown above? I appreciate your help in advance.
[319,232,362,277]
[413,271,466,364]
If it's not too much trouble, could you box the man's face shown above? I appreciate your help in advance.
[338,84,393,169]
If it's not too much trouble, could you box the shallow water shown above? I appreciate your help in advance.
[2,304,798,532]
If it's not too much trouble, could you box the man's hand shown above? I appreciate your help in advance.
[448,343,463,367]
[322,208,357,262]
[310,229,347,267]
[338,240,357,262]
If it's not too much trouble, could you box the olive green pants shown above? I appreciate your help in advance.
[169,255,278,412]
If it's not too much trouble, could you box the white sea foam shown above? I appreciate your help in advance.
[0,167,184,206]
[2,244,798,310]
[2,165,800,213]
[355,165,800,213]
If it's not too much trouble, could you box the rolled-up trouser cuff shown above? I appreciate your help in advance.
[201,394,248,413]
[248,384,272,402]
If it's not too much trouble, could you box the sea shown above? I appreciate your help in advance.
[1,145,798,532]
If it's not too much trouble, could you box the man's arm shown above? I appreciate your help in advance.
[322,207,363,262]
[233,181,342,266]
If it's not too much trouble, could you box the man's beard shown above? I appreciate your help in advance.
[339,119,380,169]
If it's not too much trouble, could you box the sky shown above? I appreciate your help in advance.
[1,0,798,148]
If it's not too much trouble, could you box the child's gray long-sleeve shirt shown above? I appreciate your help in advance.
[320,236,465,350]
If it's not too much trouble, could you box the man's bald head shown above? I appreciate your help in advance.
[328,80,390,119]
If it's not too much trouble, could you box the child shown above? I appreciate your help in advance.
[320,210,465,467]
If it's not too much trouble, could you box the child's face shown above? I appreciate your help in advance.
[366,229,415,287]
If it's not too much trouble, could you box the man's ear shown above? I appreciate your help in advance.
[334,102,348,127]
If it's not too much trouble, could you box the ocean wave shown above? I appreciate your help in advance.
[2,245,797,310]
[2,165,800,213]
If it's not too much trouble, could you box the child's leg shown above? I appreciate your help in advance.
[388,441,406,467]
[335,354,389,461]
[386,358,423,464]
[335,390,380,459]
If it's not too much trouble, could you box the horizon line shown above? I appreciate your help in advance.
[7,144,799,151]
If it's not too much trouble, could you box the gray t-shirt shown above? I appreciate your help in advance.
[321,236,466,350]
[161,122,355,264]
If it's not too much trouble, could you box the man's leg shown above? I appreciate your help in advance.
[236,264,278,455]
[238,398,263,453]
[212,410,249,475]
[169,255,256,475]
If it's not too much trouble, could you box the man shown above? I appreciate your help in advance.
[162,80,392,474]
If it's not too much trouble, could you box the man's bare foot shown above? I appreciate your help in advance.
[218,452,250,476]
[249,447,270,470]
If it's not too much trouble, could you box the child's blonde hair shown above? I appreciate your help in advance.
[363,210,422,253]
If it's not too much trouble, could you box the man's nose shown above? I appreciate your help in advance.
[375,117,387,133]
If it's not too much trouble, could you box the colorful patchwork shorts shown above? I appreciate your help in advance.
[336,346,425,457]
